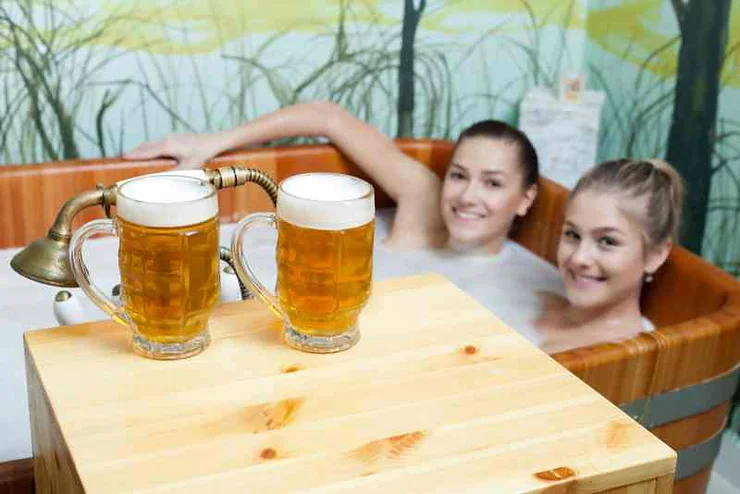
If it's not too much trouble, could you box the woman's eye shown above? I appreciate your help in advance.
[448,171,465,180]
[563,229,579,241]
[484,179,502,188]
[598,236,619,247]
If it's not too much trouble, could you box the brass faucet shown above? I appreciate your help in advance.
[10,166,278,288]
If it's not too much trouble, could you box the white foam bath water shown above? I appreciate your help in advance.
[371,208,565,347]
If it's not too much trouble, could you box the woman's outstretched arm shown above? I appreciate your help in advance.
[125,101,439,204]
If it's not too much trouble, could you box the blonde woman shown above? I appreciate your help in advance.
[536,159,684,353]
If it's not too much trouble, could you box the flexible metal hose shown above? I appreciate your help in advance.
[205,166,279,206]
[207,165,279,301]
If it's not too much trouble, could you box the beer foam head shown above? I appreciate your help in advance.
[116,175,218,227]
[278,173,374,230]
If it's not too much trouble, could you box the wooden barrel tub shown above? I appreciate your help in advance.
[2,139,739,493]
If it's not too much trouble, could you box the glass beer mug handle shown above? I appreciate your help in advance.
[231,212,284,319]
[69,219,127,326]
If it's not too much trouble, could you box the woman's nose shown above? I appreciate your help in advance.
[460,182,478,203]
[570,242,594,267]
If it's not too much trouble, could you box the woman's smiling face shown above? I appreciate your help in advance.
[557,190,667,311]
[440,136,536,254]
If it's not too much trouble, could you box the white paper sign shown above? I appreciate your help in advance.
[519,87,605,189]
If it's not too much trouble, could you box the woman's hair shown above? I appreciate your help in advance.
[570,158,684,245]
[456,120,539,188]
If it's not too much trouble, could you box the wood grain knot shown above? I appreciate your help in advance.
[244,398,304,432]
[260,447,277,460]
[534,467,576,481]
[463,345,479,355]
[350,431,427,464]
[604,420,631,450]
[282,365,303,373]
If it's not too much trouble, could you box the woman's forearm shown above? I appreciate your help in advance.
[216,101,437,202]
[217,101,337,152]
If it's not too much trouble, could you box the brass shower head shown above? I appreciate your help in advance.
[11,188,112,287]
[11,233,80,288]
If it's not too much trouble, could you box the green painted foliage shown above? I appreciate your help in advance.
[0,0,738,279]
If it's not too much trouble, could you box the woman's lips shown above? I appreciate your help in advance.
[569,271,607,290]
[452,207,485,221]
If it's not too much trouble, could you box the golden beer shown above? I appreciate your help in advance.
[276,218,374,336]
[114,175,220,358]
[232,172,375,353]
[118,216,220,344]
[70,174,221,359]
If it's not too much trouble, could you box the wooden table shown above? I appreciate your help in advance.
[24,274,676,493]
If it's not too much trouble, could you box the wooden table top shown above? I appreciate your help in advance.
[24,274,676,493]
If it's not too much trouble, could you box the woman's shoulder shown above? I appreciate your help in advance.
[372,206,443,250]
[383,199,447,249]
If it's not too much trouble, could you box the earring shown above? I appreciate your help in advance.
[644,273,654,283]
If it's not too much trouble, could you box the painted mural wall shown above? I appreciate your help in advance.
[586,0,739,274]
[0,0,584,162]
[1,4,738,260]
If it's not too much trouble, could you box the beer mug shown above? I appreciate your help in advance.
[69,174,220,360]
[232,173,375,353]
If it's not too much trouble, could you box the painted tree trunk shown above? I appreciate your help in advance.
[665,0,731,254]
[397,0,425,138]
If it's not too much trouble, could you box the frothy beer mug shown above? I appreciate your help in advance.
[69,175,220,359]
[232,173,374,353]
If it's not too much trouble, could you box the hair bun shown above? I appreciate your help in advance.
[646,159,684,212]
